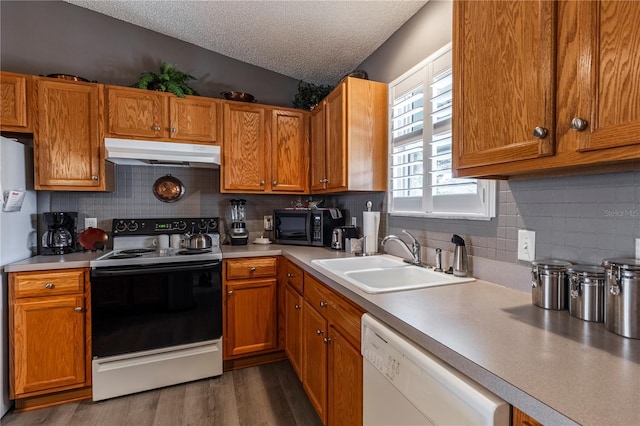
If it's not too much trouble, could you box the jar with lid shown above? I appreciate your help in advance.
[567,264,606,322]
[602,258,640,339]
[531,259,573,310]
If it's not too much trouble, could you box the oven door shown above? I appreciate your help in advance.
[90,260,222,359]
[274,210,311,245]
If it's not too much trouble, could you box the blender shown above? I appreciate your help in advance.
[229,199,248,245]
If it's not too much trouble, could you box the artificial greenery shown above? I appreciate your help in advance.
[132,62,199,98]
[292,80,334,110]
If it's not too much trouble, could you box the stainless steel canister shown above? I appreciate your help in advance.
[603,258,640,339]
[531,259,573,310]
[567,264,605,322]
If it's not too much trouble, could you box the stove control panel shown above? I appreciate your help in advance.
[112,217,219,235]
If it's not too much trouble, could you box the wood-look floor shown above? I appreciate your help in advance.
[2,360,322,426]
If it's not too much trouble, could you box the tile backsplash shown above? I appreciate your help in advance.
[40,164,639,266]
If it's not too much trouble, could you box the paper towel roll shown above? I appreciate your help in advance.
[362,211,380,254]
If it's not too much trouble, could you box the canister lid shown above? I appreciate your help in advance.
[567,264,605,277]
[531,259,572,271]
[602,258,640,271]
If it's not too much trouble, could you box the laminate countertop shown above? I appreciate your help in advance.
[6,245,640,425]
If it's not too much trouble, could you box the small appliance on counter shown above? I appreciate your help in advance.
[274,208,345,247]
[331,225,359,250]
[229,199,248,245]
[41,212,78,255]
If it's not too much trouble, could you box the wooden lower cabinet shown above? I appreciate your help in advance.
[284,282,304,379]
[513,407,544,426]
[9,268,91,410]
[223,257,279,359]
[300,272,365,425]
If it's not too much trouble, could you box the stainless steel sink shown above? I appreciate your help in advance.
[311,255,475,294]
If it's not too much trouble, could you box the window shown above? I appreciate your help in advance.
[389,43,495,220]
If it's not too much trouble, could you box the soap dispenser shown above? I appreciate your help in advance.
[451,234,468,277]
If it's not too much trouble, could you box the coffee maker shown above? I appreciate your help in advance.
[229,199,248,245]
[42,212,78,255]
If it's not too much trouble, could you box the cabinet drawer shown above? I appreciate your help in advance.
[13,269,85,298]
[285,261,304,294]
[225,257,277,280]
[304,273,364,347]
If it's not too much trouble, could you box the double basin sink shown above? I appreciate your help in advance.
[311,255,475,294]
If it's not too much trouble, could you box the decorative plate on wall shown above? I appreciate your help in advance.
[153,174,185,203]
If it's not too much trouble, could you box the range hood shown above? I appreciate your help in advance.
[105,138,220,168]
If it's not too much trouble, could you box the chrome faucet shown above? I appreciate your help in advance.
[380,230,422,265]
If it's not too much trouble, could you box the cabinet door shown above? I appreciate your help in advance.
[224,278,277,357]
[270,109,309,193]
[512,407,543,426]
[1,72,31,132]
[35,79,103,189]
[570,1,640,152]
[327,326,363,426]
[453,0,556,170]
[284,284,303,380]
[106,86,167,139]
[169,96,219,143]
[324,83,347,191]
[310,104,327,192]
[222,103,267,191]
[302,301,327,424]
[11,295,86,396]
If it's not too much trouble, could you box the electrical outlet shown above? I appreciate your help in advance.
[517,229,536,262]
[352,217,357,227]
[264,215,273,231]
[85,217,98,229]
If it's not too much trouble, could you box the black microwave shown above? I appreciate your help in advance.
[274,209,345,247]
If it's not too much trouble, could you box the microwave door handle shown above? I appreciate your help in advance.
[307,212,313,243]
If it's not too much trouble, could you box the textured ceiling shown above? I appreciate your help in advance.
[63,0,428,85]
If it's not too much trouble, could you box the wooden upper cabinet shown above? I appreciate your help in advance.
[222,102,267,191]
[1,71,32,132]
[106,86,168,139]
[310,105,327,192]
[222,101,309,193]
[454,0,640,178]
[106,86,220,144]
[169,96,219,143]
[453,0,556,171]
[310,77,388,193]
[34,77,106,190]
[568,1,640,152]
[271,109,309,193]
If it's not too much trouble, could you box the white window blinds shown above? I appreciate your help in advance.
[389,44,495,220]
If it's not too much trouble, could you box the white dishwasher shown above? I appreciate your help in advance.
[361,314,509,425]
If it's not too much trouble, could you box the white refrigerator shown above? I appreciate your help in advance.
[0,136,38,416]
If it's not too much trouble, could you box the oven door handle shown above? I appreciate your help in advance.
[91,261,221,277]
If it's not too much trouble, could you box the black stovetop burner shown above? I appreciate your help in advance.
[177,249,211,255]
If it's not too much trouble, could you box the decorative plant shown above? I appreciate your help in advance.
[293,80,334,110]
[132,62,199,97]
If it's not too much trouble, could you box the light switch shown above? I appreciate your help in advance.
[517,229,535,262]
[85,217,97,229]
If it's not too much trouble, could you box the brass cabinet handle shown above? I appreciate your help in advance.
[170,127,176,133]
[319,301,328,308]
[287,273,295,278]
[532,127,548,139]
[91,175,99,181]
[294,304,301,310]
[228,290,233,296]
[250,267,256,272]
[75,307,83,312]
[323,337,331,344]
[259,180,266,186]
[272,181,277,186]
[152,125,161,131]
[44,283,55,289]
[570,117,588,131]
[316,329,323,335]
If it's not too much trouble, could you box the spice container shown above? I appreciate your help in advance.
[531,259,572,310]
[567,264,605,322]
[603,258,640,339]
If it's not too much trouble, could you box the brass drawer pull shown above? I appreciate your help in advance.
[319,301,328,308]
[44,283,55,289]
